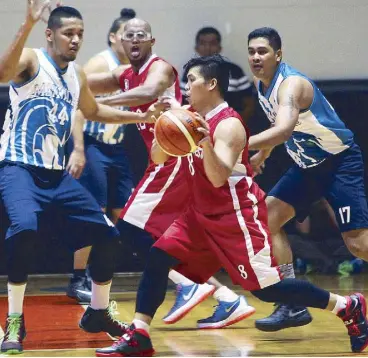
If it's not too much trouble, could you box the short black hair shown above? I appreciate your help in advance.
[47,6,83,30]
[184,54,229,98]
[195,27,222,46]
[248,27,282,52]
[107,8,136,46]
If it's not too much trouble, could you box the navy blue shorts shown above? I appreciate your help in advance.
[269,143,368,232]
[0,162,119,249]
[79,135,134,209]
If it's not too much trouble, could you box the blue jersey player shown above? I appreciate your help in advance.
[67,8,136,305]
[247,27,368,332]
[0,2,156,353]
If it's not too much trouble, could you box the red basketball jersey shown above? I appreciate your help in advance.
[118,55,186,237]
[184,102,266,216]
[118,54,182,155]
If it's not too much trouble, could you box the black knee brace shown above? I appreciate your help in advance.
[88,237,120,283]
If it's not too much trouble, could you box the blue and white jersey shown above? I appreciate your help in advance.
[257,62,354,168]
[0,48,80,170]
[84,49,127,145]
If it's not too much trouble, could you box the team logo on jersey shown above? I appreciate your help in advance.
[124,79,129,91]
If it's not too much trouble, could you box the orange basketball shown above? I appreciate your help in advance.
[154,109,204,156]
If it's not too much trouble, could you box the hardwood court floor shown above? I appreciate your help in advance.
[0,273,366,357]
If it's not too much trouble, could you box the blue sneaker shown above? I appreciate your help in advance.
[163,283,215,324]
[197,296,255,329]
[255,304,312,332]
[337,293,368,353]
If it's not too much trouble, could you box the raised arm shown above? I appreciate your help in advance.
[99,60,176,107]
[86,65,129,95]
[0,0,50,83]
[248,76,313,150]
[198,116,246,188]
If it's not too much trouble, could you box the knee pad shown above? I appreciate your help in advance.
[89,238,120,283]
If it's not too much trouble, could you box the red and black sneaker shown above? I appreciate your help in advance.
[1,313,27,354]
[337,293,368,353]
[96,324,155,357]
[79,302,129,340]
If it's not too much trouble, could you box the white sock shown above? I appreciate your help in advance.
[213,286,239,302]
[168,270,194,286]
[8,283,26,315]
[132,319,150,334]
[279,263,295,279]
[332,295,347,314]
[91,281,111,310]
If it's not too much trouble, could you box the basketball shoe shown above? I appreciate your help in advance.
[95,324,155,357]
[67,270,92,304]
[80,301,129,340]
[163,283,215,324]
[1,313,26,354]
[255,303,312,331]
[337,293,368,353]
[197,296,256,329]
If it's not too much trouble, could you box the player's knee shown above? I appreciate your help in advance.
[117,219,155,260]
[343,230,368,260]
[11,214,38,235]
[251,282,283,303]
[89,238,120,283]
[146,247,179,273]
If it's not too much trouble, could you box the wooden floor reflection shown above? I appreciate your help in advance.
[0,273,366,356]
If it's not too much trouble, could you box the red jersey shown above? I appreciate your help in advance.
[118,54,182,155]
[118,54,186,237]
[184,102,265,216]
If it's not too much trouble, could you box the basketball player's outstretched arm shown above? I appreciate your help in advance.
[0,0,50,84]
[87,65,130,94]
[77,67,159,124]
[197,115,247,188]
[248,76,312,150]
[98,60,176,107]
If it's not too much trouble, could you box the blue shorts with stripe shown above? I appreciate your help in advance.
[269,143,368,232]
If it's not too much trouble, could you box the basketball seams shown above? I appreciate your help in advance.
[155,119,188,156]
[164,111,197,153]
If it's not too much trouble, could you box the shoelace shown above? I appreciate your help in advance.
[6,316,22,342]
[107,301,130,330]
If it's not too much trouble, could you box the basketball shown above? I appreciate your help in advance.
[154,109,204,156]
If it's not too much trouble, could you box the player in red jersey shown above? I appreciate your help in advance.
[87,18,254,327]
[96,55,368,357]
